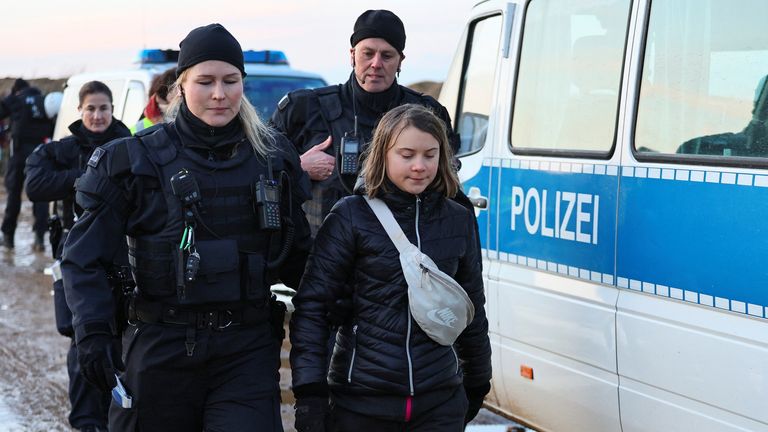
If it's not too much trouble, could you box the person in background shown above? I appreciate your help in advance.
[129,66,178,134]
[290,104,491,431]
[26,80,131,432]
[271,9,471,236]
[0,78,53,250]
[61,23,311,431]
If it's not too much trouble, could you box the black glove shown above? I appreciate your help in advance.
[464,382,491,425]
[269,295,288,340]
[294,396,329,432]
[77,333,123,393]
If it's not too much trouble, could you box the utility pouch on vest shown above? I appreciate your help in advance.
[181,239,241,305]
[245,253,268,304]
[365,196,475,346]
[128,238,176,299]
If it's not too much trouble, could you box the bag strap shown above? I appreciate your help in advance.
[363,196,413,254]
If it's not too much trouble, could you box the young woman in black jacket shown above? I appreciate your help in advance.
[290,104,491,431]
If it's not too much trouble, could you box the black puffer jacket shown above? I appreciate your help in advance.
[290,185,491,419]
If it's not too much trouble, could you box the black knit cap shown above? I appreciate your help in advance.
[350,10,406,53]
[176,23,246,78]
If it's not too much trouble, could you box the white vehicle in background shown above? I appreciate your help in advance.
[53,49,326,140]
[440,0,768,431]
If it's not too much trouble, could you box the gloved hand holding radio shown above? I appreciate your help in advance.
[300,136,335,181]
[464,382,491,425]
[77,326,124,393]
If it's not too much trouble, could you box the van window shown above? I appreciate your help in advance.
[635,0,768,161]
[511,0,631,154]
[244,76,326,119]
[455,14,502,156]
[122,81,146,126]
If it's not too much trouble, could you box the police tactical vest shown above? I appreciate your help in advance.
[127,125,285,307]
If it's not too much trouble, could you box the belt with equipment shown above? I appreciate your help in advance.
[129,297,269,330]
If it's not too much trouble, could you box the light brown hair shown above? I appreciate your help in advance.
[362,103,459,198]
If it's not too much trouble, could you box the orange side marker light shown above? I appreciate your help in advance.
[520,365,534,380]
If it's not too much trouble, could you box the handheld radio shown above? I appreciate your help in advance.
[339,114,361,175]
[254,161,282,231]
[170,169,201,207]
[340,133,361,175]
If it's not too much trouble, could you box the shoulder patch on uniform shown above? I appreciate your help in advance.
[278,94,290,111]
[87,147,106,168]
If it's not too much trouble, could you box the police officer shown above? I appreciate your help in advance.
[0,78,53,250]
[26,80,131,432]
[271,9,465,236]
[61,23,311,431]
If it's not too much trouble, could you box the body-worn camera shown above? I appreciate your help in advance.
[340,133,360,175]
[170,169,201,207]
[253,175,281,231]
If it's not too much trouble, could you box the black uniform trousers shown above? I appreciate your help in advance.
[110,320,283,432]
[2,141,48,238]
[330,385,468,432]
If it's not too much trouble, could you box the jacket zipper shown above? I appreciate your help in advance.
[451,346,459,373]
[347,324,358,383]
[404,196,421,396]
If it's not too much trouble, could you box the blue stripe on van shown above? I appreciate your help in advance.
[617,167,768,318]
[470,160,768,319]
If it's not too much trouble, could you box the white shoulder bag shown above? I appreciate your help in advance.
[364,196,474,346]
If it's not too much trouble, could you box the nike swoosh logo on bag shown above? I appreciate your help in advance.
[427,307,459,328]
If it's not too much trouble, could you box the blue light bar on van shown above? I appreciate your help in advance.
[243,50,289,65]
[139,49,179,64]
[137,49,288,65]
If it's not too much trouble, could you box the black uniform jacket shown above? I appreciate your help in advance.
[61,122,311,343]
[25,119,131,227]
[290,184,491,419]
[0,86,52,144]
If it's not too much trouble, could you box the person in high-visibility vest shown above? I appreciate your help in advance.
[130,67,177,134]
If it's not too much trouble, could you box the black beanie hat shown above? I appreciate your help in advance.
[176,23,245,78]
[350,10,406,53]
[11,78,29,94]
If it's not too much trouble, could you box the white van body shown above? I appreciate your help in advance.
[53,51,325,140]
[440,1,768,431]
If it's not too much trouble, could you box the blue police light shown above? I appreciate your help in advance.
[137,49,288,65]
[138,49,179,64]
[243,50,289,65]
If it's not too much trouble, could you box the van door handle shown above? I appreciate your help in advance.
[467,186,488,209]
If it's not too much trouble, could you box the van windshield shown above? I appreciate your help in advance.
[244,76,326,119]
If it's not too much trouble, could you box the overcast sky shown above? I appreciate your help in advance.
[1,0,473,86]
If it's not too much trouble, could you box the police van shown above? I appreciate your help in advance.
[53,49,326,140]
[439,0,768,431]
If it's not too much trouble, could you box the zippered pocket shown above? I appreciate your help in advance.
[451,345,460,374]
[347,324,358,383]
